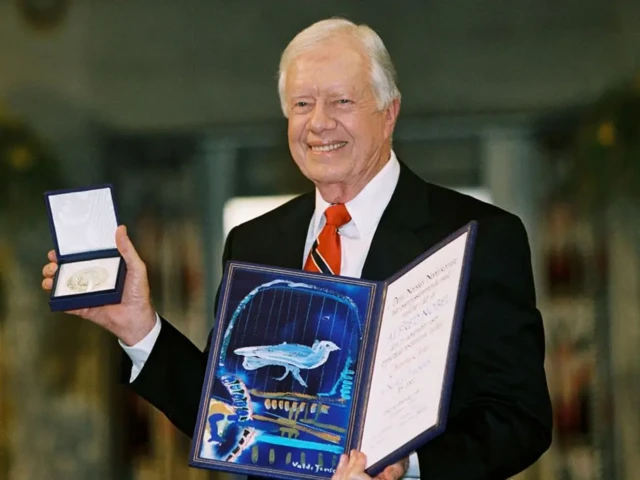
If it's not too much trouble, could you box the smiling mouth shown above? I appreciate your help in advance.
[308,142,348,153]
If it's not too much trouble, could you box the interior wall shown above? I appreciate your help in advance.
[1,0,638,134]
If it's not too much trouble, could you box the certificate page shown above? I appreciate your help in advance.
[358,232,470,468]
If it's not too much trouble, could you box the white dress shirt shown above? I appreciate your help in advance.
[303,151,400,278]
[120,150,420,478]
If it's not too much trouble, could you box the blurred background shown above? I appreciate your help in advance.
[0,0,639,479]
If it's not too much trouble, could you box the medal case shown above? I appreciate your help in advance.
[44,184,127,312]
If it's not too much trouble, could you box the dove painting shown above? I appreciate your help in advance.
[234,340,341,387]
[191,263,379,478]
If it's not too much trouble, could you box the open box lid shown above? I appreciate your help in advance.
[45,185,119,258]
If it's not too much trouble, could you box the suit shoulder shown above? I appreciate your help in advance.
[426,182,520,224]
[424,183,533,276]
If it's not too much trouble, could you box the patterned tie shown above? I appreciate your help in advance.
[304,203,351,275]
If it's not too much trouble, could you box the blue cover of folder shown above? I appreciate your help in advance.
[190,221,477,479]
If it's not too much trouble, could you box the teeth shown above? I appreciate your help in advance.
[310,142,346,152]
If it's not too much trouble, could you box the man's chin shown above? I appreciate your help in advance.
[294,151,353,184]
[303,160,348,179]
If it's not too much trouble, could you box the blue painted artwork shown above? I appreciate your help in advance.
[193,265,378,478]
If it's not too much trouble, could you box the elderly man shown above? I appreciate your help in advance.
[42,18,552,480]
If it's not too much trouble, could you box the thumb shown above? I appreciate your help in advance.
[115,225,143,269]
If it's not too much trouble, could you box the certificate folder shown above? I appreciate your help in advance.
[190,221,477,479]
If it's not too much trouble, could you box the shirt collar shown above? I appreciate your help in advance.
[312,150,401,238]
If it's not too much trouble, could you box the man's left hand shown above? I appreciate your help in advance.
[332,450,409,480]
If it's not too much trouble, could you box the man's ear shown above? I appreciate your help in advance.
[384,98,401,138]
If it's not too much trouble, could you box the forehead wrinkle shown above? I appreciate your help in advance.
[291,82,360,98]
[287,61,369,102]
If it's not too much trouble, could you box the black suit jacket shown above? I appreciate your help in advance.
[122,162,552,480]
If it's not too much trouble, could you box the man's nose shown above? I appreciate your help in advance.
[309,104,337,132]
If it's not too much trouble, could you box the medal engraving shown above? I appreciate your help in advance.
[66,266,110,293]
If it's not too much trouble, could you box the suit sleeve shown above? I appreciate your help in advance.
[119,227,236,438]
[415,214,553,479]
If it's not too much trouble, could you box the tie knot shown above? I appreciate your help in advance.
[324,203,351,227]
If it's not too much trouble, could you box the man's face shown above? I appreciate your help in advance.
[284,37,399,194]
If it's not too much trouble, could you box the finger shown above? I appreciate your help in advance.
[378,461,404,480]
[332,454,348,479]
[47,249,57,262]
[42,262,58,278]
[42,277,53,291]
[115,225,144,270]
[346,451,368,479]
[352,451,367,470]
[374,467,395,480]
[350,472,371,480]
[347,450,359,470]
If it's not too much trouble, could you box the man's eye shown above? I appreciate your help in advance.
[337,99,352,104]
[294,101,308,107]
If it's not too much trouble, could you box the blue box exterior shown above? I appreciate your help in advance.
[44,183,127,312]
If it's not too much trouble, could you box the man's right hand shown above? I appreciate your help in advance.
[41,224,157,346]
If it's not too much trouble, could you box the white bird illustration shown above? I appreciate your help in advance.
[233,339,340,387]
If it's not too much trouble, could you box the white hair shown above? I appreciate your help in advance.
[277,18,401,117]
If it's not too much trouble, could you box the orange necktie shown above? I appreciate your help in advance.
[304,203,351,275]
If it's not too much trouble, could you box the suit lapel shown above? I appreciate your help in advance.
[361,162,435,281]
[272,191,315,269]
